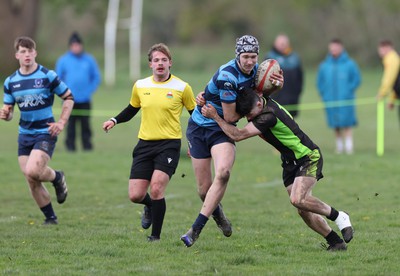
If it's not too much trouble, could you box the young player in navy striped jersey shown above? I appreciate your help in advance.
[1,36,74,225]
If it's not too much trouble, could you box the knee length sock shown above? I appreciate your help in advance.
[151,198,166,238]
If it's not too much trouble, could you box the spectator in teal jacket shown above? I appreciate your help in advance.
[317,39,361,154]
[56,32,101,151]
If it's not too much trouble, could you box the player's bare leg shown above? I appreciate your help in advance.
[286,177,352,250]
[19,151,55,206]
[190,157,213,201]
[18,150,59,224]
[290,176,354,243]
[191,151,232,236]
[181,142,235,247]
[289,176,332,216]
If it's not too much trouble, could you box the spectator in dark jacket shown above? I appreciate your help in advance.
[264,34,303,118]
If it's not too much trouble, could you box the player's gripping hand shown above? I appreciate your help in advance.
[270,69,284,87]
[196,91,206,106]
[201,103,218,119]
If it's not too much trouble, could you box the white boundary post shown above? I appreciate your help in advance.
[130,0,142,80]
[105,0,119,86]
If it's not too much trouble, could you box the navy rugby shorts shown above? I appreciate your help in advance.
[18,134,57,157]
[186,118,234,159]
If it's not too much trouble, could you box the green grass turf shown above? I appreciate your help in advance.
[0,68,399,275]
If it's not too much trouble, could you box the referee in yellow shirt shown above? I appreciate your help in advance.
[103,43,196,241]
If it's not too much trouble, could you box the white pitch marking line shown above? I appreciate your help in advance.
[253,179,282,188]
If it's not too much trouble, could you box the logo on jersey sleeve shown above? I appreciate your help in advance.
[224,82,233,89]
[222,91,235,98]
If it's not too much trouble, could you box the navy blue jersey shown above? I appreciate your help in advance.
[191,59,258,127]
[3,65,69,135]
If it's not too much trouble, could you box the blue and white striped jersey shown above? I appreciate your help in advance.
[3,65,69,135]
[191,58,258,127]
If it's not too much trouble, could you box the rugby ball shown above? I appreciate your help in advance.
[255,59,281,94]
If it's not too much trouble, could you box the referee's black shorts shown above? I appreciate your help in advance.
[130,139,181,180]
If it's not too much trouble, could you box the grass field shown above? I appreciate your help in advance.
[1,68,399,275]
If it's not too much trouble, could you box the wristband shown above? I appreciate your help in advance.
[110,118,117,125]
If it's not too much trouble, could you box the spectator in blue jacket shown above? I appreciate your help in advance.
[56,32,101,151]
[317,39,361,154]
[264,34,303,118]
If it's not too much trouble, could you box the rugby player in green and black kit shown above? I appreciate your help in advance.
[201,87,354,251]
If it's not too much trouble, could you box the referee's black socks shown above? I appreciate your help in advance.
[140,193,152,207]
[151,198,166,238]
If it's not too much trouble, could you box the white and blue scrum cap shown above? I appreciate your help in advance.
[235,35,259,58]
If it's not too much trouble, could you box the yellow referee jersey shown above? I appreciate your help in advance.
[130,74,196,140]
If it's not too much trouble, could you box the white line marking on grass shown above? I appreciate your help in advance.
[166,194,181,200]
[253,179,282,188]
[105,195,182,211]
[0,216,18,223]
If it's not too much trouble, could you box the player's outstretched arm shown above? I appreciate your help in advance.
[221,102,242,123]
[201,104,260,142]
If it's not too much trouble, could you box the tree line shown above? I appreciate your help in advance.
[1,0,400,76]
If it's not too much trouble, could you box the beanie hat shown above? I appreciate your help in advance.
[69,32,83,45]
[235,35,259,58]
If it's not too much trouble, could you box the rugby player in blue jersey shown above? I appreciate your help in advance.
[181,35,284,247]
[1,36,74,225]
[201,88,354,251]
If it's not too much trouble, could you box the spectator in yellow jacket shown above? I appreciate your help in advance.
[377,40,400,112]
